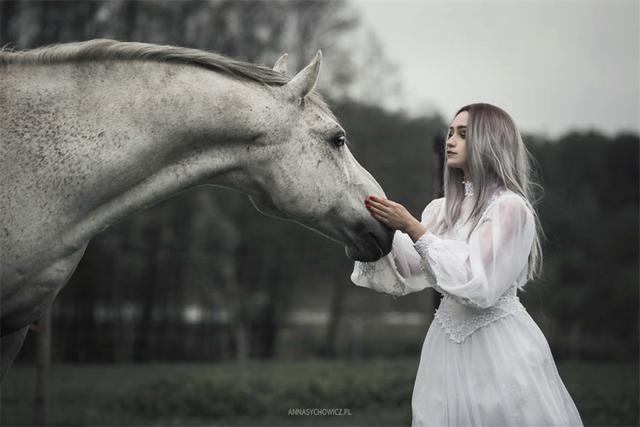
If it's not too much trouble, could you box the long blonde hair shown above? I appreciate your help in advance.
[436,103,546,283]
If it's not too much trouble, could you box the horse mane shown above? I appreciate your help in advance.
[0,38,335,119]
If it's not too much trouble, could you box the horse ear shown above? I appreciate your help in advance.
[273,53,289,75]
[283,49,322,100]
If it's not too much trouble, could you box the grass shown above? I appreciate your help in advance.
[1,358,637,426]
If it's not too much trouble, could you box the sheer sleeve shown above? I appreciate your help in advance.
[412,194,535,308]
[349,198,444,298]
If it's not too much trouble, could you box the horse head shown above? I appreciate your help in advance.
[237,51,393,262]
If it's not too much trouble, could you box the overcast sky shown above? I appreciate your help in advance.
[352,0,639,139]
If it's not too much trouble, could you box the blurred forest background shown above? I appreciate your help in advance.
[1,1,638,426]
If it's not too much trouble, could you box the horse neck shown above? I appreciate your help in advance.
[2,60,271,274]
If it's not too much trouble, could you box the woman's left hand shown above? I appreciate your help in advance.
[365,195,419,233]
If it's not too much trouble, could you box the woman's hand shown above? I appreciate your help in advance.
[365,195,427,241]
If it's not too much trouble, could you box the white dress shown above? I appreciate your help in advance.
[351,181,584,427]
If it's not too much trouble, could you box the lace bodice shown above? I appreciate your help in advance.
[434,291,526,343]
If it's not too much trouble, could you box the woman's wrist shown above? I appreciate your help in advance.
[405,219,427,242]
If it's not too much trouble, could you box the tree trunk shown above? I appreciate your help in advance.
[324,269,346,357]
[0,0,16,46]
[134,229,163,362]
[34,306,51,426]
[223,262,250,361]
[432,135,445,310]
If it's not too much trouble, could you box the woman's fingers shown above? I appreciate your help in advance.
[367,203,387,214]
[371,212,389,225]
[366,196,397,227]
[367,203,386,216]
[367,205,389,221]
[368,195,391,206]
[366,196,413,231]
[366,198,390,212]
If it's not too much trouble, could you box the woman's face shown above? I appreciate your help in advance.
[446,111,469,175]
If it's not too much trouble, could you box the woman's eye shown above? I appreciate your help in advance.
[332,133,346,148]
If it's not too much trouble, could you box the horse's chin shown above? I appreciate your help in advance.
[345,244,384,262]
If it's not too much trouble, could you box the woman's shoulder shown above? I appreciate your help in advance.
[423,196,445,211]
[494,188,529,205]
[484,188,533,218]
[419,196,445,220]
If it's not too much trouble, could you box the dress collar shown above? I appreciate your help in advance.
[462,180,474,197]
[462,180,505,198]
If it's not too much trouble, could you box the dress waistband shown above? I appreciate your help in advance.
[434,293,526,344]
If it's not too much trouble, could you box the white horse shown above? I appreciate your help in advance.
[0,39,393,380]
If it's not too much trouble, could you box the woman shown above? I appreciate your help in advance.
[351,103,584,426]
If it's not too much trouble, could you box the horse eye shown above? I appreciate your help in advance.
[332,133,346,148]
